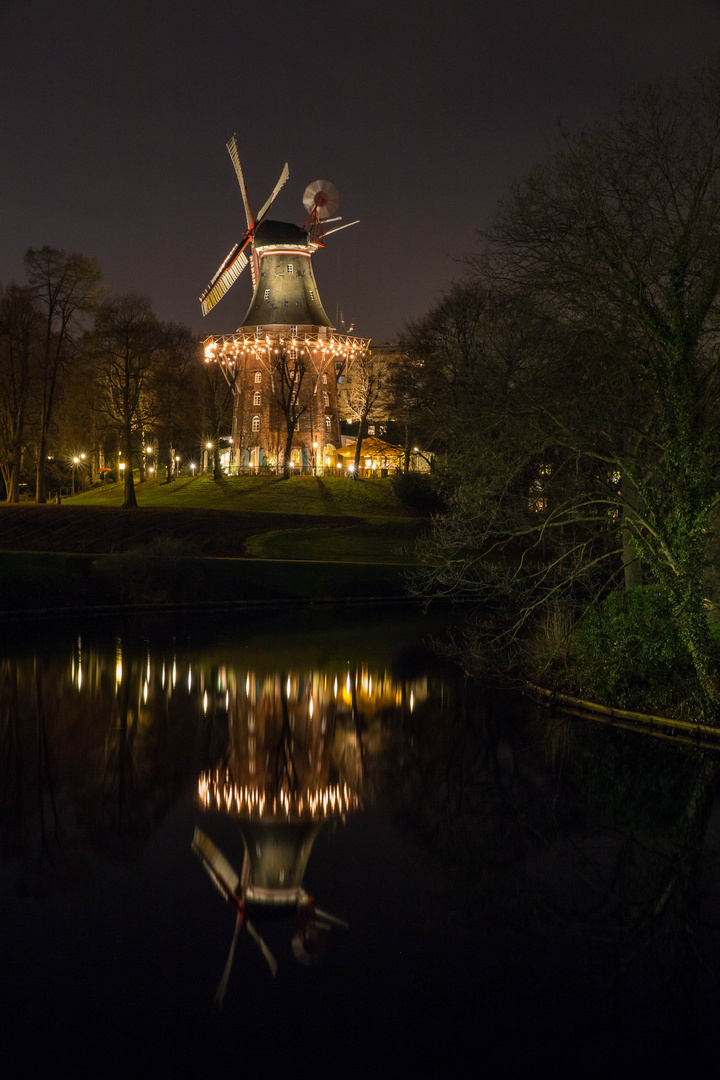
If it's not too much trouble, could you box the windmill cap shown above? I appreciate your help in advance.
[254,220,309,249]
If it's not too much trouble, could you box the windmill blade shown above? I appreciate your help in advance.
[255,162,290,224]
[323,220,359,239]
[312,906,349,929]
[246,920,278,977]
[214,913,244,1008]
[226,134,253,231]
[192,827,240,898]
[200,246,249,315]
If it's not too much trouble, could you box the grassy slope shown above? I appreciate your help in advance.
[70,474,411,516]
[0,475,427,613]
[64,474,424,562]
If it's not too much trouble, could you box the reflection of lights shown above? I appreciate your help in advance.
[246,674,250,696]
[309,697,314,719]
[203,690,208,714]
[172,660,176,688]
[143,681,148,704]
[115,638,122,685]
[286,676,291,698]
[162,662,165,688]
[410,690,414,712]
[77,664,82,691]
[198,771,360,820]
[346,672,351,694]
[334,676,338,697]
[225,690,229,710]
[188,666,192,692]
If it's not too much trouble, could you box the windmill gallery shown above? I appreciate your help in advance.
[201,136,372,477]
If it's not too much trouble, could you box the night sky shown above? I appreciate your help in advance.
[2,0,720,345]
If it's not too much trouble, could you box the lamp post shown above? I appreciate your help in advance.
[72,457,79,495]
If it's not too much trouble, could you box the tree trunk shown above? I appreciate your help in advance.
[621,470,643,590]
[213,446,222,480]
[353,423,364,480]
[282,428,294,480]
[121,423,137,509]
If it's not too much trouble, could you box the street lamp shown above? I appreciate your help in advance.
[72,456,79,495]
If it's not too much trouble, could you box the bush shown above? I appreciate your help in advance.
[390,470,444,514]
[92,536,205,605]
[571,585,699,713]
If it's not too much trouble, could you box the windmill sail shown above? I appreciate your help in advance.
[200,246,249,316]
[255,162,290,224]
[192,827,240,899]
[226,134,253,231]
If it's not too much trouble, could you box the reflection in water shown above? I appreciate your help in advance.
[2,613,720,1061]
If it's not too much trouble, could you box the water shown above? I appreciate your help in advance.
[1,607,719,1076]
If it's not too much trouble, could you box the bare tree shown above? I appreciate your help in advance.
[202,360,234,480]
[267,348,309,479]
[412,62,720,708]
[25,247,104,503]
[92,294,168,509]
[0,285,40,501]
[341,350,386,477]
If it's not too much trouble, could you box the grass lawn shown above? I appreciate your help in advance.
[245,519,422,562]
[70,474,414,518]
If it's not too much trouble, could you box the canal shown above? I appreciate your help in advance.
[1,606,719,1075]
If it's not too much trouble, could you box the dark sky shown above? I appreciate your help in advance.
[2,0,720,344]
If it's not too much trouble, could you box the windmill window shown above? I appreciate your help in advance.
[264,289,270,301]
[290,348,298,360]
[325,415,332,430]
[287,264,294,274]
[254,371,262,383]
[252,416,260,432]
[323,392,329,406]
[291,324,298,335]
[255,326,263,338]
[253,391,261,405]
[322,373,327,384]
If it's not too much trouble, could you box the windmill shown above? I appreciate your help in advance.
[199,137,359,319]
[199,135,289,316]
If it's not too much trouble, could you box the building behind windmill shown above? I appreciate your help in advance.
[201,138,370,474]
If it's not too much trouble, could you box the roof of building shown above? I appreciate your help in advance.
[253,219,310,248]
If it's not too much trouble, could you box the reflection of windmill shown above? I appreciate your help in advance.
[193,668,357,1001]
[193,827,348,1004]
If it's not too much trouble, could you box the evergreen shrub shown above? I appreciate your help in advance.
[571,585,698,713]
